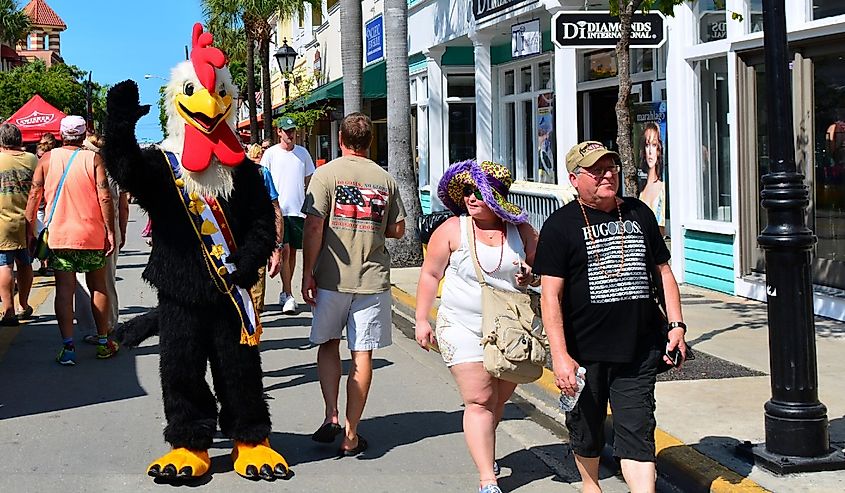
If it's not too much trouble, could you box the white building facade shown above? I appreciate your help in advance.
[407,0,845,320]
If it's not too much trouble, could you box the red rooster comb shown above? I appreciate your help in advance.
[191,23,227,92]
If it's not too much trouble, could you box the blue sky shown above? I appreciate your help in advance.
[47,0,204,142]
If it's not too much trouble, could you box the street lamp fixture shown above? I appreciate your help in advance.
[274,38,298,105]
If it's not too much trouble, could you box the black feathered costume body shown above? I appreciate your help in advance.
[102,24,288,482]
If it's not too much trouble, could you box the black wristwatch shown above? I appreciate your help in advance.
[667,321,687,333]
[276,242,285,250]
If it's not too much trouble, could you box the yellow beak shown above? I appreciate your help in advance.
[175,88,233,135]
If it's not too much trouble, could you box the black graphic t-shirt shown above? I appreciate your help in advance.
[533,197,670,363]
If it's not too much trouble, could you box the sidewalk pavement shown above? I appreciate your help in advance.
[0,206,632,492]
[390,267,845,493]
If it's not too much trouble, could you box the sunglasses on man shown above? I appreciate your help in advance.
[575,164,621,178]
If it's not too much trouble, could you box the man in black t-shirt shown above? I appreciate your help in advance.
[534,141,688,493]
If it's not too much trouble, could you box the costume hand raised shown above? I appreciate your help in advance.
[107,80,151,126]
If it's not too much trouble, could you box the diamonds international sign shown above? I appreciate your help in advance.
[552,11,666,49]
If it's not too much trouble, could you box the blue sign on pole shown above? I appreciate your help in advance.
[365,16,383,64]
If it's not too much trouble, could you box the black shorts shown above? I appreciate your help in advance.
[565,347,661,462]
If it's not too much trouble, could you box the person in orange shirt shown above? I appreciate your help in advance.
[25,116,118,366]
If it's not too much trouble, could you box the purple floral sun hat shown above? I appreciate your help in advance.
[437,159,528,224]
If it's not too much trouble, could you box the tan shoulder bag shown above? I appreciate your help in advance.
[466,220,547,384]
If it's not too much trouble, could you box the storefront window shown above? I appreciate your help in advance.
[584,49,653,81]
[812,52,845,288]
[632,49,654,73]
[523,100,535,181]
[504,70,515,95]
[447,74,475,98]
[520,66,532,93]
[504,102,516,175]
[539,62,551,91]
[813,1,845,20]
[698,56,731,221]
[698,0,727,43]
[585,49,616,80]
[749,0,764,33]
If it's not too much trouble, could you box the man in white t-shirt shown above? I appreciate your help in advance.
[261,117,315,314]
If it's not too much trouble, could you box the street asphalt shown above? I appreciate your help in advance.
[0,205,639,493]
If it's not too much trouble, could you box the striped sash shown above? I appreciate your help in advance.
[163,151,261,346]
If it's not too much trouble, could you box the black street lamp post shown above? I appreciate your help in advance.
[749,0,845,474]
[274,38,298,105]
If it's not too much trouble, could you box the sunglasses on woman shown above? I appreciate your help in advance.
[462,187,483,200]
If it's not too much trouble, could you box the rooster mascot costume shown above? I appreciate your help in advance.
[102,24,289,482]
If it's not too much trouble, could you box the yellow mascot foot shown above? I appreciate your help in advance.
[232,439,291,480]
[147,448,210,480]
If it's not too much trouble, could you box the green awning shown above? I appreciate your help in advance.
[305,60,386,106]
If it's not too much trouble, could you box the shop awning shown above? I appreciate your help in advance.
[304,60,387,107]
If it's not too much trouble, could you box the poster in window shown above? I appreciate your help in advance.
[633,101,668,233]
[537,92,556,183]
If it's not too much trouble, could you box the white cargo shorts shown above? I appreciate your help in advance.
[309,288,393,351]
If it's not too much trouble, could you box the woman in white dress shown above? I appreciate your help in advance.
[415,160,539,493]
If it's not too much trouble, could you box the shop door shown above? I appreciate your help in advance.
[741,54,845,291]
[585,88,618,150]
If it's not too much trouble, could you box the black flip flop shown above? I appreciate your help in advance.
[311,422,342,443]
[338,435,368,457]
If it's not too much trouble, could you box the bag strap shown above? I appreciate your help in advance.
[45,148,81,228]
[635,206,668,321]
[465,216,490,289]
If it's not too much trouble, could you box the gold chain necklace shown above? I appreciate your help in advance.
[577,199,625,278]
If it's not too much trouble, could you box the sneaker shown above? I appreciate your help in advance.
[1,315,19,327]
[282,294,298,314]
[278,292,288,308]
[479,485,503,493]
[96,340,119,359]
[56,347,76,366]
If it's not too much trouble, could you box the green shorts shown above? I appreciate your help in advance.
[50,249,107,273]
[283,216,305,249]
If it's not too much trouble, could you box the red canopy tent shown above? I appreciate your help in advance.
[7,94,67,142]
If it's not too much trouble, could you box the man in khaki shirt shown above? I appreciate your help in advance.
[301,112,405,456]
[0,123,37,326]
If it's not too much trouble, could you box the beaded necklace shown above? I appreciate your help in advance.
[577,198,625,278]
[471,219,505,275]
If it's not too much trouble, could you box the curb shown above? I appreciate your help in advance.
[390,285,769,493]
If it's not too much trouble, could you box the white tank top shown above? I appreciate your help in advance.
[439,215,526,331]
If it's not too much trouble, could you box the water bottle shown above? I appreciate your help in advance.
[559,367,587,412]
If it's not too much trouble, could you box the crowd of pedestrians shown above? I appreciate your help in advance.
[0,109,685,492]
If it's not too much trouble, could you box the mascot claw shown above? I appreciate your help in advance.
[232,439,291,480]
[147,448,210,480]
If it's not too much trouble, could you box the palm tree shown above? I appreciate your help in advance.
[339,0,362,114]
[204,0,319,144]
[0,0,30,47]
[203,0,259,143]
[384,0,422,266]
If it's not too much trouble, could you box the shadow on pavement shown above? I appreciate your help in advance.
[829,415,845,448]
[263,358,393,393]
[0,315,148,420]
